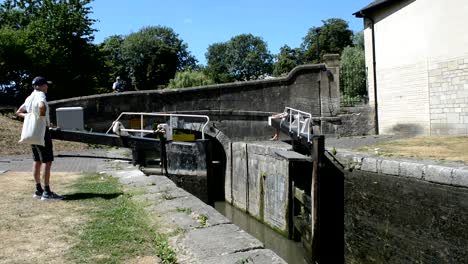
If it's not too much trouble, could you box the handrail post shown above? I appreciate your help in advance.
[140,114,143,138]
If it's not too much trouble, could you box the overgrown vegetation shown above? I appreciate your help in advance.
[167,70,214,89]
[67,173,177,264]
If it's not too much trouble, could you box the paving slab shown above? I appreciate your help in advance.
[175,224,264,260]
[203,249,288,264]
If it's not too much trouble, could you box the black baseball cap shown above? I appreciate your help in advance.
[32,76,52,86]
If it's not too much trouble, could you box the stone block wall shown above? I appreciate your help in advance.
[345,169,468,263]
[428,55,468,135]
[376,61,431,135]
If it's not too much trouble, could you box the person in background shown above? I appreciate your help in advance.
[269,111,289,141]
[112,76,124,92]
[16,76,63,201]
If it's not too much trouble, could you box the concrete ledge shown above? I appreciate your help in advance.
[335,150,468,188]
[379,160,400,175]
[425,165,453,185]
[452,169,468,187]
[361,157,378,172]
[399,162,425,179]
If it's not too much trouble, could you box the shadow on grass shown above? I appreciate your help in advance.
[64,192,123,200]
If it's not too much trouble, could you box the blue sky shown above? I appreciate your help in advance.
[90,0,371,65]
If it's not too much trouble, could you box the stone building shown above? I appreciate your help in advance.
[354,0,468,135]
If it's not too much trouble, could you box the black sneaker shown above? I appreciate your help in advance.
[41,191,64,201]
[33,190,43,199]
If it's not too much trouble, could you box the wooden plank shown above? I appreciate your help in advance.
[294,187,312,212]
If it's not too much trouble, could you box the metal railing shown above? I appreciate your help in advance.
[339,64,369,107]
[105,112,210,140]
[285,107,312,142]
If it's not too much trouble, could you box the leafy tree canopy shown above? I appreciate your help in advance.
[353,31,364,50]
[121,26,197,90]
[301,18,353,63]
[97,35,126,92]
[273,45,304,77]
[0,0,101,102]
[205,34,273,82]
[204,42,232,83]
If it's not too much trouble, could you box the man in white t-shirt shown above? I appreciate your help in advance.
[16,76,63,201]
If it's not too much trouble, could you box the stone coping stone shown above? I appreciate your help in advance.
[335,150,468,188]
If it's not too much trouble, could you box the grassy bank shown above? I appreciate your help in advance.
[0,114,89,155]
[67,173,176,264]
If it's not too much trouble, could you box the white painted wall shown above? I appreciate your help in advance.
[363,0,468,135]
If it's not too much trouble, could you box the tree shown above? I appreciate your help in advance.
[121,26,197,90]
[301,18,353,63]
[273,45,304,76]
[340,45,367,104]
[0,26,31,105]
[205,34,273,82]
[204,42,233,83]
[97,35,126,93]
[0,0,102,102]
[166,70,214,89]
[353,31,365,50]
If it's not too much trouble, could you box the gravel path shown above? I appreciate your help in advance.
[0,149,130,173]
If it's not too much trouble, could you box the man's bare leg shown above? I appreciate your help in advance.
[43,161,52,187]
[33,161,42,184]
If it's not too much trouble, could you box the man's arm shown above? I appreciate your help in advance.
[15,106,26,119]
[38,102,46,117]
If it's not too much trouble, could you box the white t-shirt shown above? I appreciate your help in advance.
[113,81,123,91]
[20,90,50,126]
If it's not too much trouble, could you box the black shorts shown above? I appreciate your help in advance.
[31,127,54,163]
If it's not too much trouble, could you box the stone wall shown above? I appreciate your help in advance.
[335,150,468,262]
[429,55,468,135]
[345,169,468,263]
[48,62,349,138]
[49,64,337,132]
[320,105,375,136]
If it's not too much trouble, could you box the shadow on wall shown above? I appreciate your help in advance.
[390,123,423,136]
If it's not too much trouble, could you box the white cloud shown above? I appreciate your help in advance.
[184,18,192,24]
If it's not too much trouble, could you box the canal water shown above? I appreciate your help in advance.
[214,201,309,264]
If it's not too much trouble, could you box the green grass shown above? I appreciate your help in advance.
[66,173,177,264]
